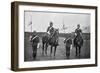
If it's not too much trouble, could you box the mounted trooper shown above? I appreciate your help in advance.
[73,24,84,56]
[75,24,82,37]
[47,21,55,38]
[74,24,83,46]
[46,22,59,45]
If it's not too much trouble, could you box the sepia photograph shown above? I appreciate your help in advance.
[24,11,90,61]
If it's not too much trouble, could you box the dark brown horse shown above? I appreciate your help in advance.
[42,29,59,56]
[74,35,84,56]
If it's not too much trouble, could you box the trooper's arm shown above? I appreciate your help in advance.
[80,29,83,37]
[46,27,49,34]
[64,38,67,43]
[75,33,77,36]
[75,29,77,36]
[64,38,66,43]
[47,27,49,32]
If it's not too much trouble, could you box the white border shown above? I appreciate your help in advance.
[19,5,95,68]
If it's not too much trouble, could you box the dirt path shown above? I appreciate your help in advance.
[24,37,90,61]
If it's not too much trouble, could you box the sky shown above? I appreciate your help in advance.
[24,11,90,33]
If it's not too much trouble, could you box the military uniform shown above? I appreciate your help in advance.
[31,33,39,60]
[74,28,82,46]
[64,38,72,58]
[75,28,82,36]
[47,26,54,37]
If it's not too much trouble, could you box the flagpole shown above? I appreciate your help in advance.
[31,22,32,32]
[63,18,65,33]
[31,15,32,32]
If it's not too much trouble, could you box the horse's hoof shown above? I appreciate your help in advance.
[42,52,44,55]
[79,54,81,57]
[33,57,36,60]
[76,54,77,57]
[67,57,70,59]
[54,56,56,59]
[50,54,52,57]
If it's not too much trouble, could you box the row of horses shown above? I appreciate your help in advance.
[30,30,84,59]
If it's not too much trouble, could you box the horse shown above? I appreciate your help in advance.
[42,29,59,56]
[42,33,49,55]
[73,35,84,57]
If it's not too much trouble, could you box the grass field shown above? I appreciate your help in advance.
[24,32,90,62]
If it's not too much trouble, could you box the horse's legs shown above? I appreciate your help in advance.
[76,46,81,57]
[45,43,48,55]
[42,43,44,55]
[54,46,57,56]
[50,46,53,55]
[76,46,78,56]
[79,46,81,56]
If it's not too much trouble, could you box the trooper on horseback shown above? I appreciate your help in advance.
[75,24,82,37]
[47,22,59,46]
[41,22,59,57]
[47,21,55,38]
[74,24,83,46]
[74,24,83,57]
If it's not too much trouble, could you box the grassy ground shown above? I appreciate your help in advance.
[24,32,90,62]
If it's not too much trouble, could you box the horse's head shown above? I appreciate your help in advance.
[42,33,49,43]
[53,29,59,36]
[74,36,83,46]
